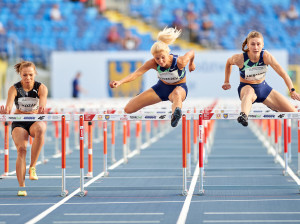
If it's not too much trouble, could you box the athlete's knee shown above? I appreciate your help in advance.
[17,146,27,157]
[124,106,134,114]
[32,126,46,138]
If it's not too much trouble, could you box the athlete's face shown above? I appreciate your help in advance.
[20,66,36,86]
[248,37,264,55]
[153,51,170,67]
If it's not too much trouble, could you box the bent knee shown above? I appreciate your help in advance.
[17,146,27,155]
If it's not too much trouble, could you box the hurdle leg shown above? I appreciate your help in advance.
[198,114,204,195]
[288,119,292,163]
[79,116,87,196]
[3,122,9,176]
[274,119,279,163]
[182,115,187,196]
[298,120,300,176]
[87,121,93,178]
[283,119,288,176]
[123,121,128,164]
[103,121,109,176]
[111,121,116,163]
[61,115,68,197]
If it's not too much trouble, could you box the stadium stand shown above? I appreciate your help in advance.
[0,0,299,67]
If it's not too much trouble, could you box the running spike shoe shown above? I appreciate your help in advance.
[17,190,27,196]
[237,112,248,127]
[171,107,182,127]
[29,167,38,180]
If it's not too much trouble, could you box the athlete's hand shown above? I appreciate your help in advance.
[189,62,195,72]
[109,81,121,88]
[38,106,45,114]
[0,105,5,114]
[222,82,231,90]
[291,91,300,101]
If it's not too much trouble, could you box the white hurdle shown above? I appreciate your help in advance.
[198,111,300,195]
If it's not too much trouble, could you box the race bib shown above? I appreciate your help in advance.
[17,97,39,112]
[245,65,268,81]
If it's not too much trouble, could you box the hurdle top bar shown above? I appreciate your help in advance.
[0,114,71,122]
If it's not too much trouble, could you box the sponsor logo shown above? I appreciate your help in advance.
[24,117,35,120]
[120,115,128,121]
[105,115,110,120]
[52,115,60,120]
[159,115,166,119]
[129,115,142,120]
[145,116,156,119]
[97,115,103,120]
[0,115,6,121]
[263,115,275,118]
[84,114,96,121]
[216,114,221,119]
[38,116,45,120]
[8,116,17,119]
[223,113,228,119]
[278,114,285,118]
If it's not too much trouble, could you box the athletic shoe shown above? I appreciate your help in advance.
[29,167,38,180]
[171,107,182,127]
[17,190,27,196]
[237,112,248,127]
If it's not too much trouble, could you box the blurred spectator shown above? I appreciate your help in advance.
[172,9,185,31]
[95,0,106,14]
[201,12,214,31]
[107,25,121,44]
[286,4,298,20]
[186,3,197,24]
[0,22,5,35]
[50,4,62,21]
[279,11,287,23]
[121,30,140,50]
[72,71,87,98]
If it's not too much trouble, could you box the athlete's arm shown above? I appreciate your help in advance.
[1,86,17,114]
[109,59,156,88]
[177,50,195,72]
[223,54,243,90]
[38,84,48,114]
[264,51,300,100]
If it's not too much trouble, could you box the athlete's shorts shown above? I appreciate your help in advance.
[151,80,188,101]
[11,121,36,135]
[238,81,273,103]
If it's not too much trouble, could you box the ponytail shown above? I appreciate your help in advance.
[151,27,181,54]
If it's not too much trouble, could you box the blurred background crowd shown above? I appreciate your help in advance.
[0,0,299,98]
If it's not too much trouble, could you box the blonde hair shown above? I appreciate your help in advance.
[14,61,37,74]
[242,30,264,52]
[150,27,181,54]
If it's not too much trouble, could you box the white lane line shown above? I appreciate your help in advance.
[176,162,199,224]
[0,214,20,216]
[25,134,167,224]
[64,213,164,216]
[3,198,300,207]
[203,220,300,223]
[205,212,300,214]
[54,221,160,224]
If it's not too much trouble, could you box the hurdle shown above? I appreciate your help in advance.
[73,112,194,197]
[0,114,70,197]
[198,111,300,195]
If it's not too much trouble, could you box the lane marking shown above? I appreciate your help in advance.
[25,133,168,224]
[205,212,300,214]
[54,221,160,224]
[64,213,164,216]
[0,214,20,216]
[203,220,300,223]
[176,162,199,224]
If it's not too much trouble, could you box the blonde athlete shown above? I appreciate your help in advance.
[0,61,48,196]
[222,30,300,126]
[110,27,195,127]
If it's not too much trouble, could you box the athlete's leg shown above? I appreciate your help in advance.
[29,121,47,168]
[240,85,257,115]
[124,88,162,114]
[12,128,29,187]
[263,90,296,112]
[168,86,186,113]
[168,86,186,127]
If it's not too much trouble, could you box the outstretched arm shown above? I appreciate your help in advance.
[109,59,156,88]
[264,51,300,101]
[177,50,195,72]
[0,86,16,114]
